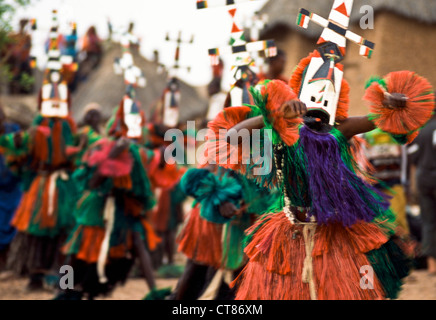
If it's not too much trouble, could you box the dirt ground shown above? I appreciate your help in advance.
[1,266,435,300]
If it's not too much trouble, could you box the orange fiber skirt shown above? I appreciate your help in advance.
[232,212,391,300]
[177,204,223,269]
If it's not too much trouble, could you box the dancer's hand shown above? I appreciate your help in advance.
[382,92,408,109]
[219,201,238,219]
[280,100,307,119]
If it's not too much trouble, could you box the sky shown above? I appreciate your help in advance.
[11,0,268,88]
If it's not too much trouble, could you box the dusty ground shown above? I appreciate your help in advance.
[0,273,177,300]
[0,267,435,300]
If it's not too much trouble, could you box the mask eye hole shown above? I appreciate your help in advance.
[311,96,316,102]
[324,100,328,107]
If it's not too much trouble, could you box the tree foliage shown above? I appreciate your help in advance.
[0,0,32,91]
[0,0,31,52]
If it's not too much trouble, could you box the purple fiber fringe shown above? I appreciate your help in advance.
[298,126,390,227]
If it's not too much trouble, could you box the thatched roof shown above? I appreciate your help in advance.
[71,44,208,123]
[260,0,436,38]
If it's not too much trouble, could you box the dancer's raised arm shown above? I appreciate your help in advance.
[337,93,408,140]
[226,100,307,144]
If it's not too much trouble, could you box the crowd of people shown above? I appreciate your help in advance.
[1,17,103,96]
[1,2,436,301]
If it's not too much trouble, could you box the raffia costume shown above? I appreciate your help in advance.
[205,1,435,300]
[61,90,163,299]
[0,13,81,279]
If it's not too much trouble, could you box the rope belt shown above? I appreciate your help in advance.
[97,196,115,284]
[284,205,318,300]
[302,223,317,300]
[47,170,69,217]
